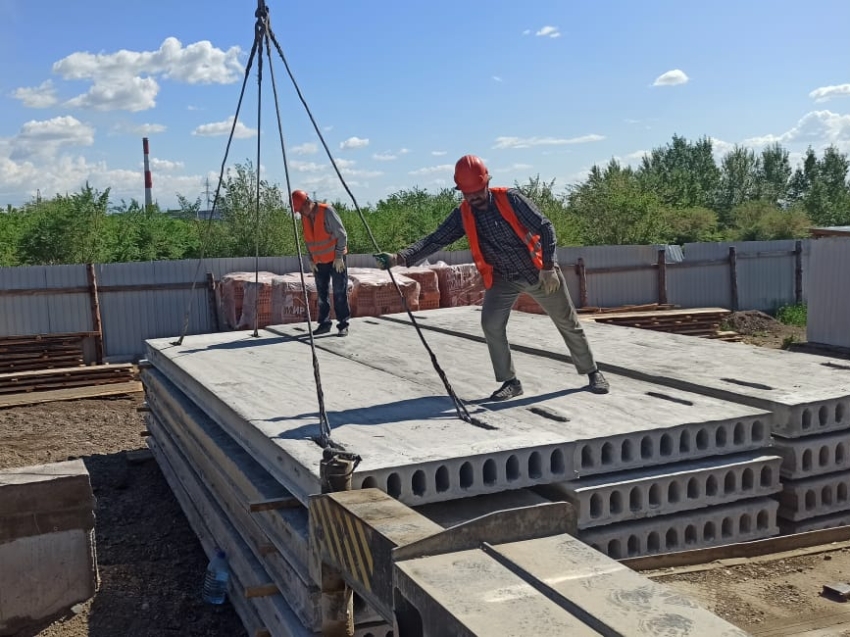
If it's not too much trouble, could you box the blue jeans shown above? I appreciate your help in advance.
[315,257,350,329]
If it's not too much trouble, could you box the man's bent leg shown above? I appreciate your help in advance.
[526,268,598,375]
[481,278,522,382]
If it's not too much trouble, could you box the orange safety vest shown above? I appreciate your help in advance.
[460,187,544,288]
[301,203,345,264]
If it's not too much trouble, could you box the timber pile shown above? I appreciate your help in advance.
[0,364,136,395]
[0,332,90,373]
[586,307,743,342]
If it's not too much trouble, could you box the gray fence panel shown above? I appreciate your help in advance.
[44,265,92,334]
[97,262,158,358]
[0,265,52,335]
[807,237,850,348]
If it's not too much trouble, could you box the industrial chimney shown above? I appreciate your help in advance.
[142,137,153,209]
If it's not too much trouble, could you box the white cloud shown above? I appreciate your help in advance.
[340,136,369,149]
[493,76,503,82]
[625,150,648,161]
[399,148,410,155]
[289,160,326,173]
[431,150,447,156]
[522,29,531,36]
[409,164,453,176]
[291,142,318,155]
[12,80,58,108]
[809,84,850,103]
[150,158,184,171]
[535,26,561,38]
[372,152,397,161]
[191,116,256,139]
[112,122,167,136]
[187,105,201,111]
[652,69,689,87]
[743,110,850,152]
[51,37,242,112]
[8,116,94,161]
[493,134,605,149]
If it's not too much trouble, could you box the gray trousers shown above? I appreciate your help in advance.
[480,267,598,382]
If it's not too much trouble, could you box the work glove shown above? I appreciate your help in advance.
[373,252,398,270]
[308,260,317,273]
[539,268,560,294]
[333,256,345,273]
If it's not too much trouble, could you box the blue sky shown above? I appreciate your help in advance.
[2,0,849,210]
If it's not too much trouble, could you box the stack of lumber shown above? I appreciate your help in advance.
[585,307,743,342]
[0,332,90,373]
[0,364,140,408]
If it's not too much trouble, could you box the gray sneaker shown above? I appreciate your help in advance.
[338,327,349,337]
[490,379,523,401]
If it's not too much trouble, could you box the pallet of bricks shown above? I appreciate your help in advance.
[347,267,420,316]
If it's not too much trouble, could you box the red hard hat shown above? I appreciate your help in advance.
[454,155,490,193]
[291,189,309,211]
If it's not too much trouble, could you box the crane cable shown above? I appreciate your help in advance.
[174,0,489,450]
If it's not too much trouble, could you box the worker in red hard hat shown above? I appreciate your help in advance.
[374,155,609,399]
[292,189,351,337]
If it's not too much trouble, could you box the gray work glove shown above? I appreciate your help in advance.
[333,256,345,273]
[539,268,560,294]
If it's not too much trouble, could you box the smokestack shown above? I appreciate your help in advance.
[142,137,153,209]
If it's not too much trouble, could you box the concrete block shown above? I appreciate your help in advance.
[379,306,850,439]
[0,460,96,636]
[779,510,850,534]
[778,468,850,521]
[579,497,779,559]
[772,430,850,479]
[550,452,783,529]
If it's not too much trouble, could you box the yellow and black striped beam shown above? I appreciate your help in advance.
[308,488,442,620]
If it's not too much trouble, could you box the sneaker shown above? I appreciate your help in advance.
[588,371,610,394]
[337,327,349,337]
[314,323,332,335]
[489,379,524,401]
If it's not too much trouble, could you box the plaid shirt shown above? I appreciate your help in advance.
[398,188,557,285]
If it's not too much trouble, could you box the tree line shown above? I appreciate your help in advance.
[1,135,848,267]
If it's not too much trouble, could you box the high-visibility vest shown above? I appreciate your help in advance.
[301,203,344,264]
[460,187,544,288]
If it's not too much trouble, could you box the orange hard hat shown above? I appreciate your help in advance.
[454,155,490,193]
[291,189,309,211]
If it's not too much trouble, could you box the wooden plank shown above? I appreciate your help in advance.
[0,363,133,381]
[0,381,143,408]
[624,525,850,572]
[245,583,279,599]
[582,307,731,322]
[86,263,105,365]
[575,258,587,307]
[248,497,301,512]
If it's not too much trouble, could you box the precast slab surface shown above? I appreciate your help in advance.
[267,319,772,478]
[379,307,850,439]
[144,318,769,507]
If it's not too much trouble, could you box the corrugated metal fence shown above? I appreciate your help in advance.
[0,240,810,360]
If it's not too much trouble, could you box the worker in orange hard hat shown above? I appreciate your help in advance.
[374,155,609,399]
[292,189,351,337]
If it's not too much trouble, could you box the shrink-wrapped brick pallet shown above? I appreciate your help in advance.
[348,268,420,317]
[513,293,545,315]
[391,265,441,311]
[428,262,485,308]
[270,273,354,325]
[220,271,276,329]
[237,273,278,329]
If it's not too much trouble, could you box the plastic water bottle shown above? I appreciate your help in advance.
[202,549,229,604]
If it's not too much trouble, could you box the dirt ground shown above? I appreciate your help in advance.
[723,310,806,350]
[0,395,246,637]
[0,314,845,637]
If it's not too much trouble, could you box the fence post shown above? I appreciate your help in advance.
[656,249,668,306]
[575,258,588,308]
[85,263,105,364]
[795,240,803,305]
[728,247,739,312]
